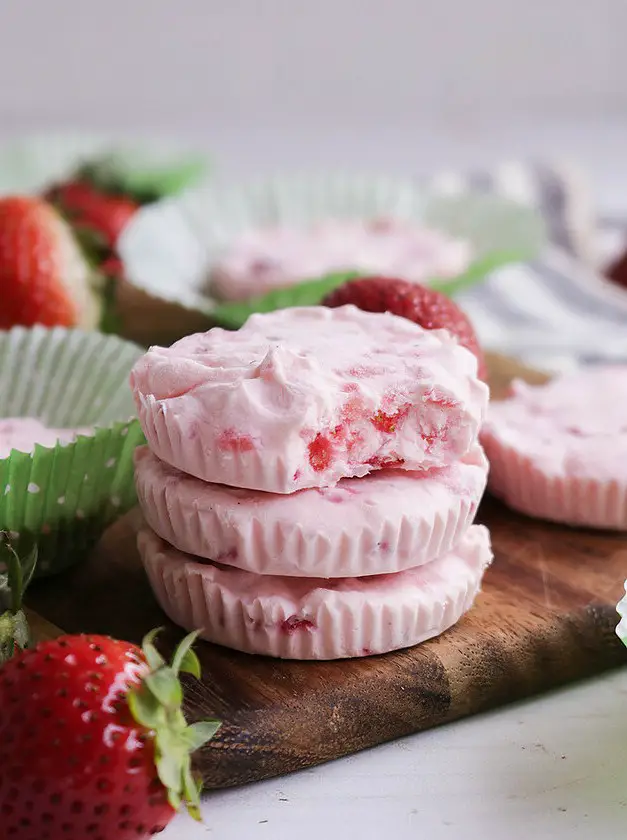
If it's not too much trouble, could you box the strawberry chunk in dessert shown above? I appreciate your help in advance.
[130,305,488,493]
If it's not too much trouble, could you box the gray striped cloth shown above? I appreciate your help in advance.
[425,161,627,372]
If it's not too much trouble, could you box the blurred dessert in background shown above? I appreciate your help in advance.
[210,219,471,301]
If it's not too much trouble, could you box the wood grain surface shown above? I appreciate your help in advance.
[26,354,627,789]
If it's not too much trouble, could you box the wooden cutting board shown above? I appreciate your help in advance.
[25,354,627,789]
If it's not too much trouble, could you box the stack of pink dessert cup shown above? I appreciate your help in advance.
[131,305,493,660]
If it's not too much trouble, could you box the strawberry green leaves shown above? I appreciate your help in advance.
[141,626,167,670]
[127,629,221,822]
[171,630,202,678]
[183,720,222,752]
[0,533,37,663]
[145,666,184,709]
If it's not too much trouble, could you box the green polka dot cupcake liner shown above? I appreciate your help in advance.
[0,326,145,577]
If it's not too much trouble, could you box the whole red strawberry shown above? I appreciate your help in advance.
[323,276,486,379]
[0,629,220,839]
[48,180,138,249]
[0,195,101,329]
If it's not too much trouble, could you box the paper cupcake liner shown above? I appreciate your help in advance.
[133,390,314,494]
[138,524,493,660]
[137,389,462,496]
[482,434,627,530]
[119,171,545,319]
[135,445,488,577]
[0,326,145,576]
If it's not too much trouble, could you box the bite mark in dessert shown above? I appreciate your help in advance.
[130,306,487,493]
[367,455,405,469]
[371,405,410,434]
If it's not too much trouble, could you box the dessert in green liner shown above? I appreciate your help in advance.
[0,325,145,577]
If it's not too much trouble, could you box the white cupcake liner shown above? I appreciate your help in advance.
[118,171,546,316]
[138,524,493,661]
[135,385,485,496]
[482,434,627,530]
[136,390,300,493]
[134,445,488,577]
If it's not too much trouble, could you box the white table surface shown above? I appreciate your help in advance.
[165,668,627,839]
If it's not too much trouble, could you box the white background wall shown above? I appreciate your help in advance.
[0,0,624,125]
[0,1,625,203]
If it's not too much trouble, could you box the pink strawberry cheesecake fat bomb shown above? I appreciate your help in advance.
[0,418,92,458]
[210,219,472,302]
[482,367,627,529]
[130,306,488,494]
[135,444,488,577]
[139,524,493,660]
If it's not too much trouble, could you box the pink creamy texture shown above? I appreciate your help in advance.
[130,305,488,493]
[482,368,627,482]
[482,368,627,528]
[134,444,488,577]
[0,418,92,458]
[138,524,493,660]
[210,219,472,302]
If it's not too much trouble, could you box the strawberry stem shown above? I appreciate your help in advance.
[171,629,201,678]
[0,534,37,664]
[127,629,221,822]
